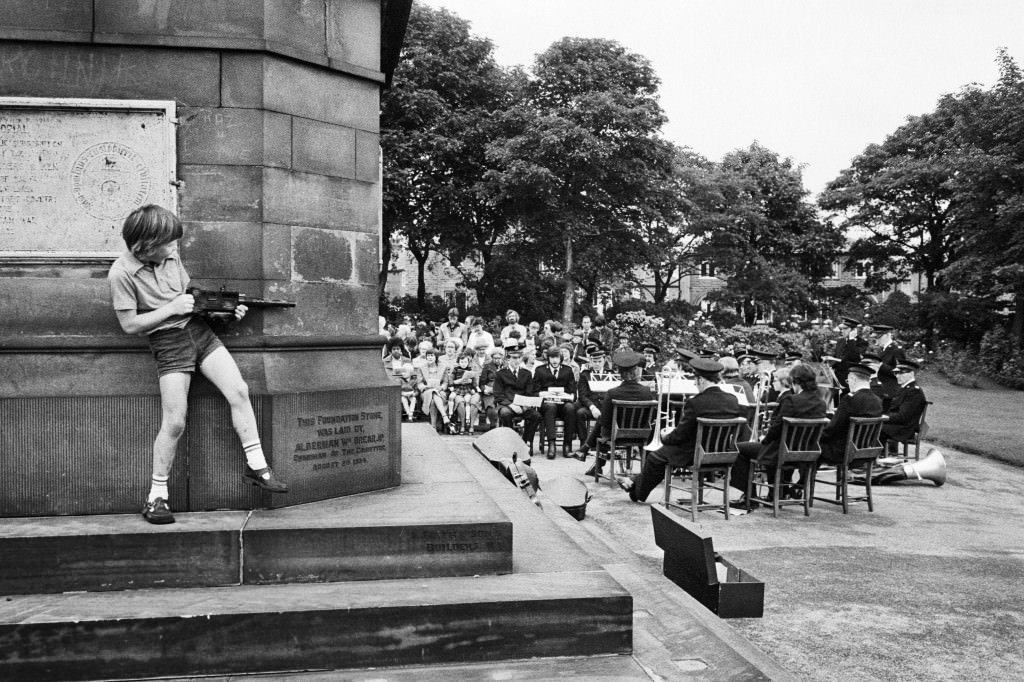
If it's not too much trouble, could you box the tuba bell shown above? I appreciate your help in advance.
[872,448,947,486]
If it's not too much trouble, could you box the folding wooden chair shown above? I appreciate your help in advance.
[663,417,747,521]
[811,416,884,513]
[747,417,828,517]
[593,399,657,483]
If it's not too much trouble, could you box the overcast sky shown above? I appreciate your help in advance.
[421,0,1024,197]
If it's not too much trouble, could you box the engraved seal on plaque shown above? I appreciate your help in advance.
[69,142,153,220]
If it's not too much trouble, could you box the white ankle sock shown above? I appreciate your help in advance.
[242,439,269,472]
[148,474,169,503]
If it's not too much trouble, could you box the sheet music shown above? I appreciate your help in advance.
[718,382,751,407]
[662,377,699,395]
[512,394,543,408]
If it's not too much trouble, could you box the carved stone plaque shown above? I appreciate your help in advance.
[0,98,176,260]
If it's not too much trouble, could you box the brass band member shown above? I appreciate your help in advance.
[533,346,578,458]
[618,358,741,503]
[582,350,654,478]
[730,364,827,506]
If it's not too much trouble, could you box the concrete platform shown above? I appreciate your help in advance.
[0,424,634,681]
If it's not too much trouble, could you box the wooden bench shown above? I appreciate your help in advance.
[651,505,764,618]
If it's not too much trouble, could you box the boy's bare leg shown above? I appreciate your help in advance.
[146,371,191,518]
[154,372,192,478]
[199,346,287,491]
[198,346,258,443]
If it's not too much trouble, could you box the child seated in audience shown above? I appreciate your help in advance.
[398,364,418,421]
[447,353,478,432]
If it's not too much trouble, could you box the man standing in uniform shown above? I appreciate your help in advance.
[871,324,907,371]
[831,316,864,389]
[618,358,742,503]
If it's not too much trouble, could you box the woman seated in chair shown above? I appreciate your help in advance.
[417,348,456,434]
[730,364,827,506]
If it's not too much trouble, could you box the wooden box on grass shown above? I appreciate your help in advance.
[651,505,764,618]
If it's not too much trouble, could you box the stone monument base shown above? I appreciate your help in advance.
[0,338,400,517]
[0,424,633,681]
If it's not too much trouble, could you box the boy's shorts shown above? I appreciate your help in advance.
[147,317,225,377]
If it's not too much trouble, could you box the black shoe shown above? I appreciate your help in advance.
[571,448,589,461]
[142,497,175,524]
[584,461,604,477]
[730,495,762,509]
[244,466,289,493]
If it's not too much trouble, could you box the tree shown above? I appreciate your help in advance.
[942,49,1024,347]
[483,37,673,322]
[380,5,512,309]
[628,146,726,304]
[822,48,1024,347]
[819,108,962,294]
[708,143,844,324]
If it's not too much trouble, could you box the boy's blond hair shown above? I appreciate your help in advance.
[122,204,183,259]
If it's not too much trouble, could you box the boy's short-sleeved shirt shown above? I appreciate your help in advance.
[108,249,191,335]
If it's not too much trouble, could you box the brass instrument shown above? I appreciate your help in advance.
[870,449,947,486]
[748,372,771,442]
[645,371,692,450]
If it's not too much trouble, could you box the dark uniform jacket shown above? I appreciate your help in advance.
[479,362,502,392]
[532,364,577,398]
[641,363,658,383]
[493,367,534,407]
[659,386,742,468]
[881,381,927,442]
[820,388,883,464]
[576,368,600,409]
[833,336,863,385]
[879,342,907,370]
[757,389,827,467]
[870,365,900,411]
[598,379,655,438]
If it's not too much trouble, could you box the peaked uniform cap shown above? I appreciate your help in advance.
[612,350,645,370]
[689,357,723,378]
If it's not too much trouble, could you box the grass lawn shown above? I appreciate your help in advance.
[918,367,1024,467]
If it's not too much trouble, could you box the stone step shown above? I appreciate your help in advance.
[0,427,513,594]
[0,571,632,682]
[0,425,634,680]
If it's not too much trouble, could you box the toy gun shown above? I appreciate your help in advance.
[188,286,296,320]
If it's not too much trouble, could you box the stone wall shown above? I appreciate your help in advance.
[0,0,407,516]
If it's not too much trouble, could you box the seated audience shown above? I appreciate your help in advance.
[447,352,481,434]
[436,307,467,349]
[417,348,455,434]
[478,346,506,429]
[398,364,419,421]
[500,309,528,348]
[464,316,495,356]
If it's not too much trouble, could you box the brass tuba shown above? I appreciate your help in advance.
[872,448,947,486]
